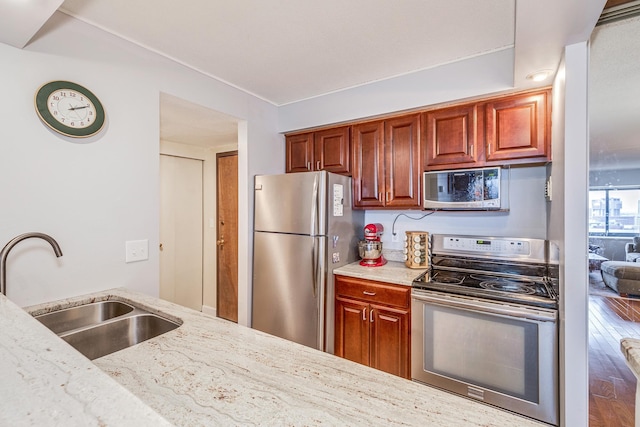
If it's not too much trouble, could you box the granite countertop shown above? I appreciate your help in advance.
[10,288,546,426]
[0,292,171,426]
[620,338,640,378]
[333,260,427,286]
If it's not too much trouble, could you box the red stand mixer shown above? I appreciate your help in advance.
[358,223,387,267]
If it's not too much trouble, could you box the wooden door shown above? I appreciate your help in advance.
[369,304,410,379]
[314,126,351,175]
[484,89,551,163]
[285,133,313,173]
[352,120,385,208]
[159,154,203,311]
[385,114,421,208]
[216,152,238,322]
[335,297,370,366]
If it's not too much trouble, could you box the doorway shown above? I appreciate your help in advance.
[159,92,239,314]
[216,151,238,322]
[588,9,640,426]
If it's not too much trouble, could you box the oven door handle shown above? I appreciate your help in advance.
[412,291,557,322]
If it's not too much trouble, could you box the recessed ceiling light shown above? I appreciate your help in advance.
[526,70,553,82]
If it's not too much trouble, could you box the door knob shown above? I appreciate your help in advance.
[216,239,225,246]
[159,243,163,251]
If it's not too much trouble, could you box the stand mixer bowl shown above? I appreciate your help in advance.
[358,240,383,261]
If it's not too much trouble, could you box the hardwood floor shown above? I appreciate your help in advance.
[589,272,640,426]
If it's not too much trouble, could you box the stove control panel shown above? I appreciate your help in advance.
[442,237,530,255]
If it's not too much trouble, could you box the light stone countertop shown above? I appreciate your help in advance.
[0,293,172,427]
[333,260,427,286]
[15,288,546,426]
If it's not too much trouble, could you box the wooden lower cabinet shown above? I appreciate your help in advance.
[334,275,410,379]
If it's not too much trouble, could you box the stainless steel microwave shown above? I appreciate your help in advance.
[423,167,508,210]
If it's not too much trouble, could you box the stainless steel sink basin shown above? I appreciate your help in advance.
[35,301,134,334]
[60,314,179,360]
[34,300,180,360]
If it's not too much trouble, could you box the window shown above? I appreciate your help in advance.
[589,187,640,236]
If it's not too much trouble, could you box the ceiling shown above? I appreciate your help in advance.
[159,94,239,147]
[59,0,518,106]
[6,0,637,163]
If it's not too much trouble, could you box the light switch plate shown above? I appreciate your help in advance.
[126,239,149,263]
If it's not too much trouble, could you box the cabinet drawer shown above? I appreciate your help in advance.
[335,276,410,308]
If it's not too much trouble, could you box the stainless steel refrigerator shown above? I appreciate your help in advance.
[252,171,364,353]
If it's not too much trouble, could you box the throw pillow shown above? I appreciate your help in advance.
[634,236,640,251]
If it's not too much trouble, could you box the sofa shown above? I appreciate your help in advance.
[601,261,640,296]
[627,236,640,263]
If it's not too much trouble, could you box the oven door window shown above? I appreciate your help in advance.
[423,304,539,402]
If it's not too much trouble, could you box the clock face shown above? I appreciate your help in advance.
[35,81,105,138]
[46,89,97,129]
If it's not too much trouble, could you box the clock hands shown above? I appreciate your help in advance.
[68,105,89,111]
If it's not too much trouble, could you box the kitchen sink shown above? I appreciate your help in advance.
[34,300,180,360]
[59,314,179,360]
[35,301,135,334]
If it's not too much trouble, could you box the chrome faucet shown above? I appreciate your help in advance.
[0,233,63,295]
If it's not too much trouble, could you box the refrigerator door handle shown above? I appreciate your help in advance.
[310,174,319,236]
[316,236,326,352]
[311,237,318,297]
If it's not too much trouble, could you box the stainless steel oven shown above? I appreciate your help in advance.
[411,235,559,425]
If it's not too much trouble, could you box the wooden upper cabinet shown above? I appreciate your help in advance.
[286,127,351,175]
[314,126,350,175]
[384,114,421,208]
[287,88,552,191]
[285,133,313,173]
[484,89,551,163]
[352,120,385,208]
[352,115,421,209]
[423,104,481,169]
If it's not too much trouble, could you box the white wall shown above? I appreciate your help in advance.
[366,166,548,246]
[0,12,281,308]
[278,49,514,132]
[558,42,590,427]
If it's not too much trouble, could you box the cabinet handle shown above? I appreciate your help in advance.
[362,307,367,321]
[378,192,382,202]
[470,143,474,154]
[363,291,376,296]
[316,161,320,170]
[307,162,311,170]
[386,192,390,203]
[370,308,374,323]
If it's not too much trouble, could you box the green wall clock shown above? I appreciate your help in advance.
[35,80,105,138]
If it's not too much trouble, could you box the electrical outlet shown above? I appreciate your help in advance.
[125,239,149,263]
[545,177,552,201]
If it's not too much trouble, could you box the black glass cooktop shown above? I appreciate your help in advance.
[412,257,558,309]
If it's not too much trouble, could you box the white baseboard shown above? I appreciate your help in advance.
[201,305,217,317]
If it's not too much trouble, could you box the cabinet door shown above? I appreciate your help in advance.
[484,90,551,163]
[423,104,481,168]
[385,114,421,208]
[314,126,351,175]
[285,133,313,173]
[369,304,410,379]
[352,121,385,208]
[335,297,370,366]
